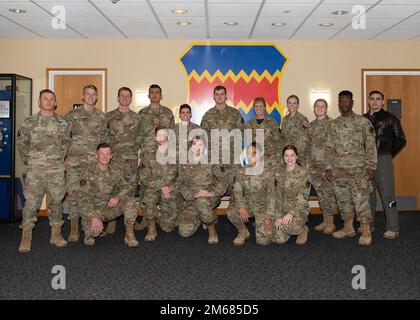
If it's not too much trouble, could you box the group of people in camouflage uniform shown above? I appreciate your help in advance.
[16,83,406,253]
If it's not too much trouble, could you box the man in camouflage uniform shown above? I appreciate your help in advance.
[17,89,69,253]
[201,85,244,190]
[79,143,139,247]
[227,142,276,246]
[280,95,310,166]
[65,84,108,242]
[326,90,377,246]
[176,135,228,244]
[245,97,282,167]
[106,87,141,235]
[308,99,337,234]
[135,84,175,231]
[139,127,178,241]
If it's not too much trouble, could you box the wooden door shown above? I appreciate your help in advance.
[364,72,420,210]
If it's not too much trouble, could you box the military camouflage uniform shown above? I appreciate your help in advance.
[79,164,137,237]
[176,163,228,237]
[280,111,310,166]
[308,115,336,217]
[140,147,178,232]
[106,108,141,194]
[273,165,311,243]
[200,105,244,188]
[245,117,282,166]
[65,107,108,220]
[227,165,276,245]
[173,121,201,163]
[326,113,377,223]
[17,112,70,229]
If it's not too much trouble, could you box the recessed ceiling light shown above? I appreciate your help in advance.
[319,23,334,27]
[9,8,26,14]
[224,22,238,26]
[172,9,188,14]
[177,21,191,26]
[272,22,287,27]
[283,10,291,13]
[332,10,348,15]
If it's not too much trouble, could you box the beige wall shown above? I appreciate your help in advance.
[1,39,420,121]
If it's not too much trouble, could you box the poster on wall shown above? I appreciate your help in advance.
[0,101,10,118]
[179,43,288,126]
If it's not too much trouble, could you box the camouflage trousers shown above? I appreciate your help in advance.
[143,187,178,232]
[270,215,308,244]
[20,167,65,229]
[113,159,139,195]
[333,170,373,223]
[177,196,220,237]
[311,170,337,217]
[81,197,138,237]
[65,163,83,220]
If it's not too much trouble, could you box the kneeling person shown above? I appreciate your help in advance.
[80,143,139,247]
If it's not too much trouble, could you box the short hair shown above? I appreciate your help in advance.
[213,85,227,94]
[39,89,56,100]
[253,97,266,108]
[155,126,168,136]
[96,142,112,151]
[287,94,300,104]
[339,90,353,99]
[314,98,328,108]
[149,84,162,94]
[369,90,384,100]
[247,141,263,153]
[179,104,191,113]
[118,87,132,97]
[283,144,298,156]
[83,84,98,93]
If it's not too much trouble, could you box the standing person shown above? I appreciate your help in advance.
[326,90,377,246]
[176,135,228,244]
[17,89,70,253]
[245,97,282,166]
[274,145,311,245]
[200,85,244,189]
[79,143,139,247]
[65,84,108,242]
[173,103,200,163]
[135,84,175,231]
[105,87,141,236]
[308,99,337,234]
[364,90,406,239]
[227,142,276,246]
[280,95,309,166]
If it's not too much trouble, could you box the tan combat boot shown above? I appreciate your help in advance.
[323,215,336,234]
[68,218,79,242]
[19,228,32,253]
[207,223,218,245]
[124,224,139,247]
[332,218,356,239]
[296,225,309,245]
[105,220,117,234]
[314,214,327,232]
[84,235,95,246]
[359,222,372,245]
[233,225,250,246]
[383,230,399,240]
[357,225,375,233]
[145,219,157,241]
[134,218,148,231]
[50,226,68,247]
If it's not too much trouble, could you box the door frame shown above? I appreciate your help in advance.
[361,68,420,113]
[46,68,108,112]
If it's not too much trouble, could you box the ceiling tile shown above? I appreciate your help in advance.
[260,4,317,18]
[91,2,153,17]
[152,2,205,17]
[208,3,260,17]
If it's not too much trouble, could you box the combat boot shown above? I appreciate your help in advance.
[68,218,79,242]
[84,235,95,246]
[333,218,356,239]
[357,225,375,233]
[134,218,148,231]
[323,215,336,234]
[233,225,250,246]
[314,214,327,232]
[145,219,157,241]
[296,225,309,245]
[207,223,218,245]
[105,220,116,234]
[19,228,32,253]
[50,226,67,247]
[359,222,372,245]
[124,224,139,247]
[383,230,399,239]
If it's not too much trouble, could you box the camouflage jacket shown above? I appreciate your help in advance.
[173,121,202,164]
[308,115,333,172]
[280,111,309,164]
[17,112,70,169]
